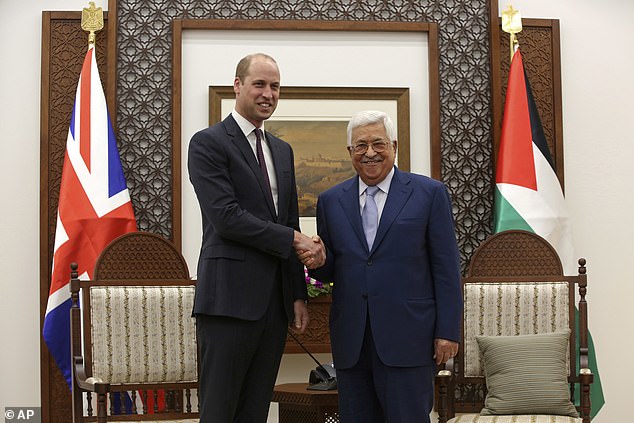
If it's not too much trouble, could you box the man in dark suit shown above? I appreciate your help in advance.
[188,53,325,423]
[310,110,462,422]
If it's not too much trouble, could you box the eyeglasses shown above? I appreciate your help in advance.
[349,141,391,155]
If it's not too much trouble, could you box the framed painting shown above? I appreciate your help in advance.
[208,86,410,218]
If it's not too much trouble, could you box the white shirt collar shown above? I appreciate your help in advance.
[358,167,395,196]
[231,110,264,137]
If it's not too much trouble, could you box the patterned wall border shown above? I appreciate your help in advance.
[111,0,496,270]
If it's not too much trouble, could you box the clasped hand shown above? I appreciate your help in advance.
[293,231,326,269]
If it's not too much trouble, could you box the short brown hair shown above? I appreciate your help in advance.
[235,53,278,81]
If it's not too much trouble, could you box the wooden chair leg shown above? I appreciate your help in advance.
[97,392,108,423]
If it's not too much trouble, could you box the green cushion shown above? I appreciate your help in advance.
[476,331,578,417]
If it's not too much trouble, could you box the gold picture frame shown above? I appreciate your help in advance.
[208,86,410,217]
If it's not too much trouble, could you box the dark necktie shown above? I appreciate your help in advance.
[362,186,380,249]
[255,129,272,195]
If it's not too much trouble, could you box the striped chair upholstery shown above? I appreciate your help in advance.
[89,285,197,384]
[73,279,199,422]
[448,282,582,423]
[463,282,571,378]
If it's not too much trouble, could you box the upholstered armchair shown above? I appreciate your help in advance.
[435,230,593,423]
[70,232,199,422]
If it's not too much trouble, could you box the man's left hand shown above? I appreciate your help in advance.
[433,338,459,365]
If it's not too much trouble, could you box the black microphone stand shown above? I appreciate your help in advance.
[287,331,337,391]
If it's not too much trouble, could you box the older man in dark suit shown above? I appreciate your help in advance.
[310,110,463,423]
[188,53,325,423]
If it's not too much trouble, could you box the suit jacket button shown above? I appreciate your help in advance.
[367,260,373,266]
[361,294,368,299]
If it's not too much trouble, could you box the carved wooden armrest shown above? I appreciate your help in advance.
[435,358,455,423]
[436,356,455,378]
[578,368,594,423]
[73,356,109,394]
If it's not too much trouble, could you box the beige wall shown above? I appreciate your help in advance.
[1,1,631,421]
[499,1,634,421]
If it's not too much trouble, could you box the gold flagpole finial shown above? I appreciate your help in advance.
[81,2,104,47]
[501,4,522,61]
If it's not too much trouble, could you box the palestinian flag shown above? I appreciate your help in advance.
[494,48,604,419]
[494,49,575,273]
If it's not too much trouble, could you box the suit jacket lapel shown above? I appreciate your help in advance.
[338,177,369,252]
[224,116,277,218]
[371,169,413,253]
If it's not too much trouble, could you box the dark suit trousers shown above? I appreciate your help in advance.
[336,317,434,423]
[196,277,288,423]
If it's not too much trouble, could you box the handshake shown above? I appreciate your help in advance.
[293,231,326,269]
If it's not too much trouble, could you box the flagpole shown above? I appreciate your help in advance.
[81,1,104,47]
[501,4,522,60]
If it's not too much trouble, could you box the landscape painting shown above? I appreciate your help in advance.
[266,120,355,217]
[208,85,411,217]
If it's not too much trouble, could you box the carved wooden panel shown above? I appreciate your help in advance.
[272,384,339,423]
[466,230,563,277]
[284,294,332,354]
[93,232,190,280]
[40,12,109,423]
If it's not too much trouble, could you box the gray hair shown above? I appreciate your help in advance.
[346,110,397,146]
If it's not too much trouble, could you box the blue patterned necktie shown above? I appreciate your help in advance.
[362,186,379,249]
